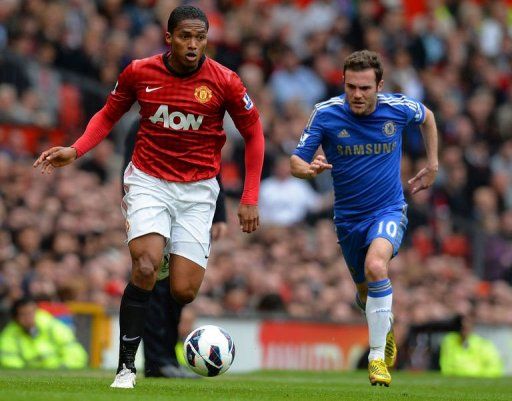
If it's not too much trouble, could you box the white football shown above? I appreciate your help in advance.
[183,325,236,376]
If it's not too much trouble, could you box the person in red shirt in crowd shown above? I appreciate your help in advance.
[34,5,265,389]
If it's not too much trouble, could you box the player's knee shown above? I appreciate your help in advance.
[364,258,388,281]
[131,254,158,285]
[171,287,198,305]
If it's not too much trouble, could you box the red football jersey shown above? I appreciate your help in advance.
[105,53,259,182]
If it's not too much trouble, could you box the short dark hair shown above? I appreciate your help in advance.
[11,297,36,318]
[343,50,384,84]
[167,5,209,33]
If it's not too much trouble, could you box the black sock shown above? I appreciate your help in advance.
[118,282,152,373]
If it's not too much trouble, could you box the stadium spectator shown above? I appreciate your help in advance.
[259,155,328,226]
[269,45,326,111]
[0,297,87,369]
[439,311,504,377]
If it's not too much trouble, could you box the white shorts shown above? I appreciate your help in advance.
[122,163,219,268]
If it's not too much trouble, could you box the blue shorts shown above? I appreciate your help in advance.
[335,206,408,284]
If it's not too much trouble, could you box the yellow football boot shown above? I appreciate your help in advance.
[385,328,397,368]
[368,359,391,387]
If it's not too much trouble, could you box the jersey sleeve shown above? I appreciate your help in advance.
[293,106,324,162]
[398,95,426,126]
[224,72,259,130]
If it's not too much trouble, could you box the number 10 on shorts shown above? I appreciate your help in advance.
[377,220,398,238]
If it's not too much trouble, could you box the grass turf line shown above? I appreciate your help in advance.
[0,370,510,401]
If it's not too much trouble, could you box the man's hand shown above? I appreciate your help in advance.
[309,155,333,176]
[237,204,259,233]
[211,222,228,240]
[408,165,438,194]
[33,147,77,174]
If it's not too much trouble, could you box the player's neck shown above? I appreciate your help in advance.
[164,52,206,77]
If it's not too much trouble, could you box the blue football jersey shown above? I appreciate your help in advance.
[294,93,426,221]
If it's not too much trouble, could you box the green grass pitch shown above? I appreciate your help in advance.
[0,370,510,401]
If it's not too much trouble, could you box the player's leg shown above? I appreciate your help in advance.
[143,256,198,378]
[167,177,218,304]
[144,274,178,377]
[169,255,205,304]
[364,237,393,359]
[111,233,164,388]
[113,164,171,388]
[364,237,393,386]
[364,209,407,385]
[335,221,368,311]
[122,234,164,363]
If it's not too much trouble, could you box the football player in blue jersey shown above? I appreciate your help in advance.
[290,50,438,387]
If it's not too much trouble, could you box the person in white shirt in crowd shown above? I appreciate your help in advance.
[259,155,331,226]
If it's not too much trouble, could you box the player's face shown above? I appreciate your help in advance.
[166,19,208,73]
[344,69,383,116]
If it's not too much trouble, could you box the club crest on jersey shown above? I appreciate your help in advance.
[338,129,350,138]
[382,121,396,137]
[194,85,212,103]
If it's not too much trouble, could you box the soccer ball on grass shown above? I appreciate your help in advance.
[183,325,235,377]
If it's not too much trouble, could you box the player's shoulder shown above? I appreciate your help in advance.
[378,93,422,110]
[204,57,236,81]
[313,95,346,113]
[127,54,164,72]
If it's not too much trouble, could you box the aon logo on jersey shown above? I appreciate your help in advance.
[149,105,204,130]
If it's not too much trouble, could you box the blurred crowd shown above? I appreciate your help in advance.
[2,0,512,335]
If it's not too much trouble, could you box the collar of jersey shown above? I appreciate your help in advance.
[162,52,206,77]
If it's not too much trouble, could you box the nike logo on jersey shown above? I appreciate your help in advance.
[122,335,141,342]
[146,86,163,93]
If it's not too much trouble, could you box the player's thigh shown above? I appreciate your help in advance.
[123,163,173,247]
[168,179,218,302]
[364,237,394,280]
[128,233,166,286]
[366,208,408,257]
[169,179,218,267]
[364,208,408,279]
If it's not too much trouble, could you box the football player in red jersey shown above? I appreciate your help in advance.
[34,5,264,388]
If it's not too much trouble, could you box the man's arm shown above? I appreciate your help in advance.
[408,107,439,194]
[290,154,332,179]
[33,107,122,173]
[236,118,265,233]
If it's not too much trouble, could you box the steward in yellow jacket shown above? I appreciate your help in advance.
[439,312,504,378]
[0,298,87,369]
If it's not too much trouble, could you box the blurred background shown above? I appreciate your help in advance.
[1,0,512,374]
